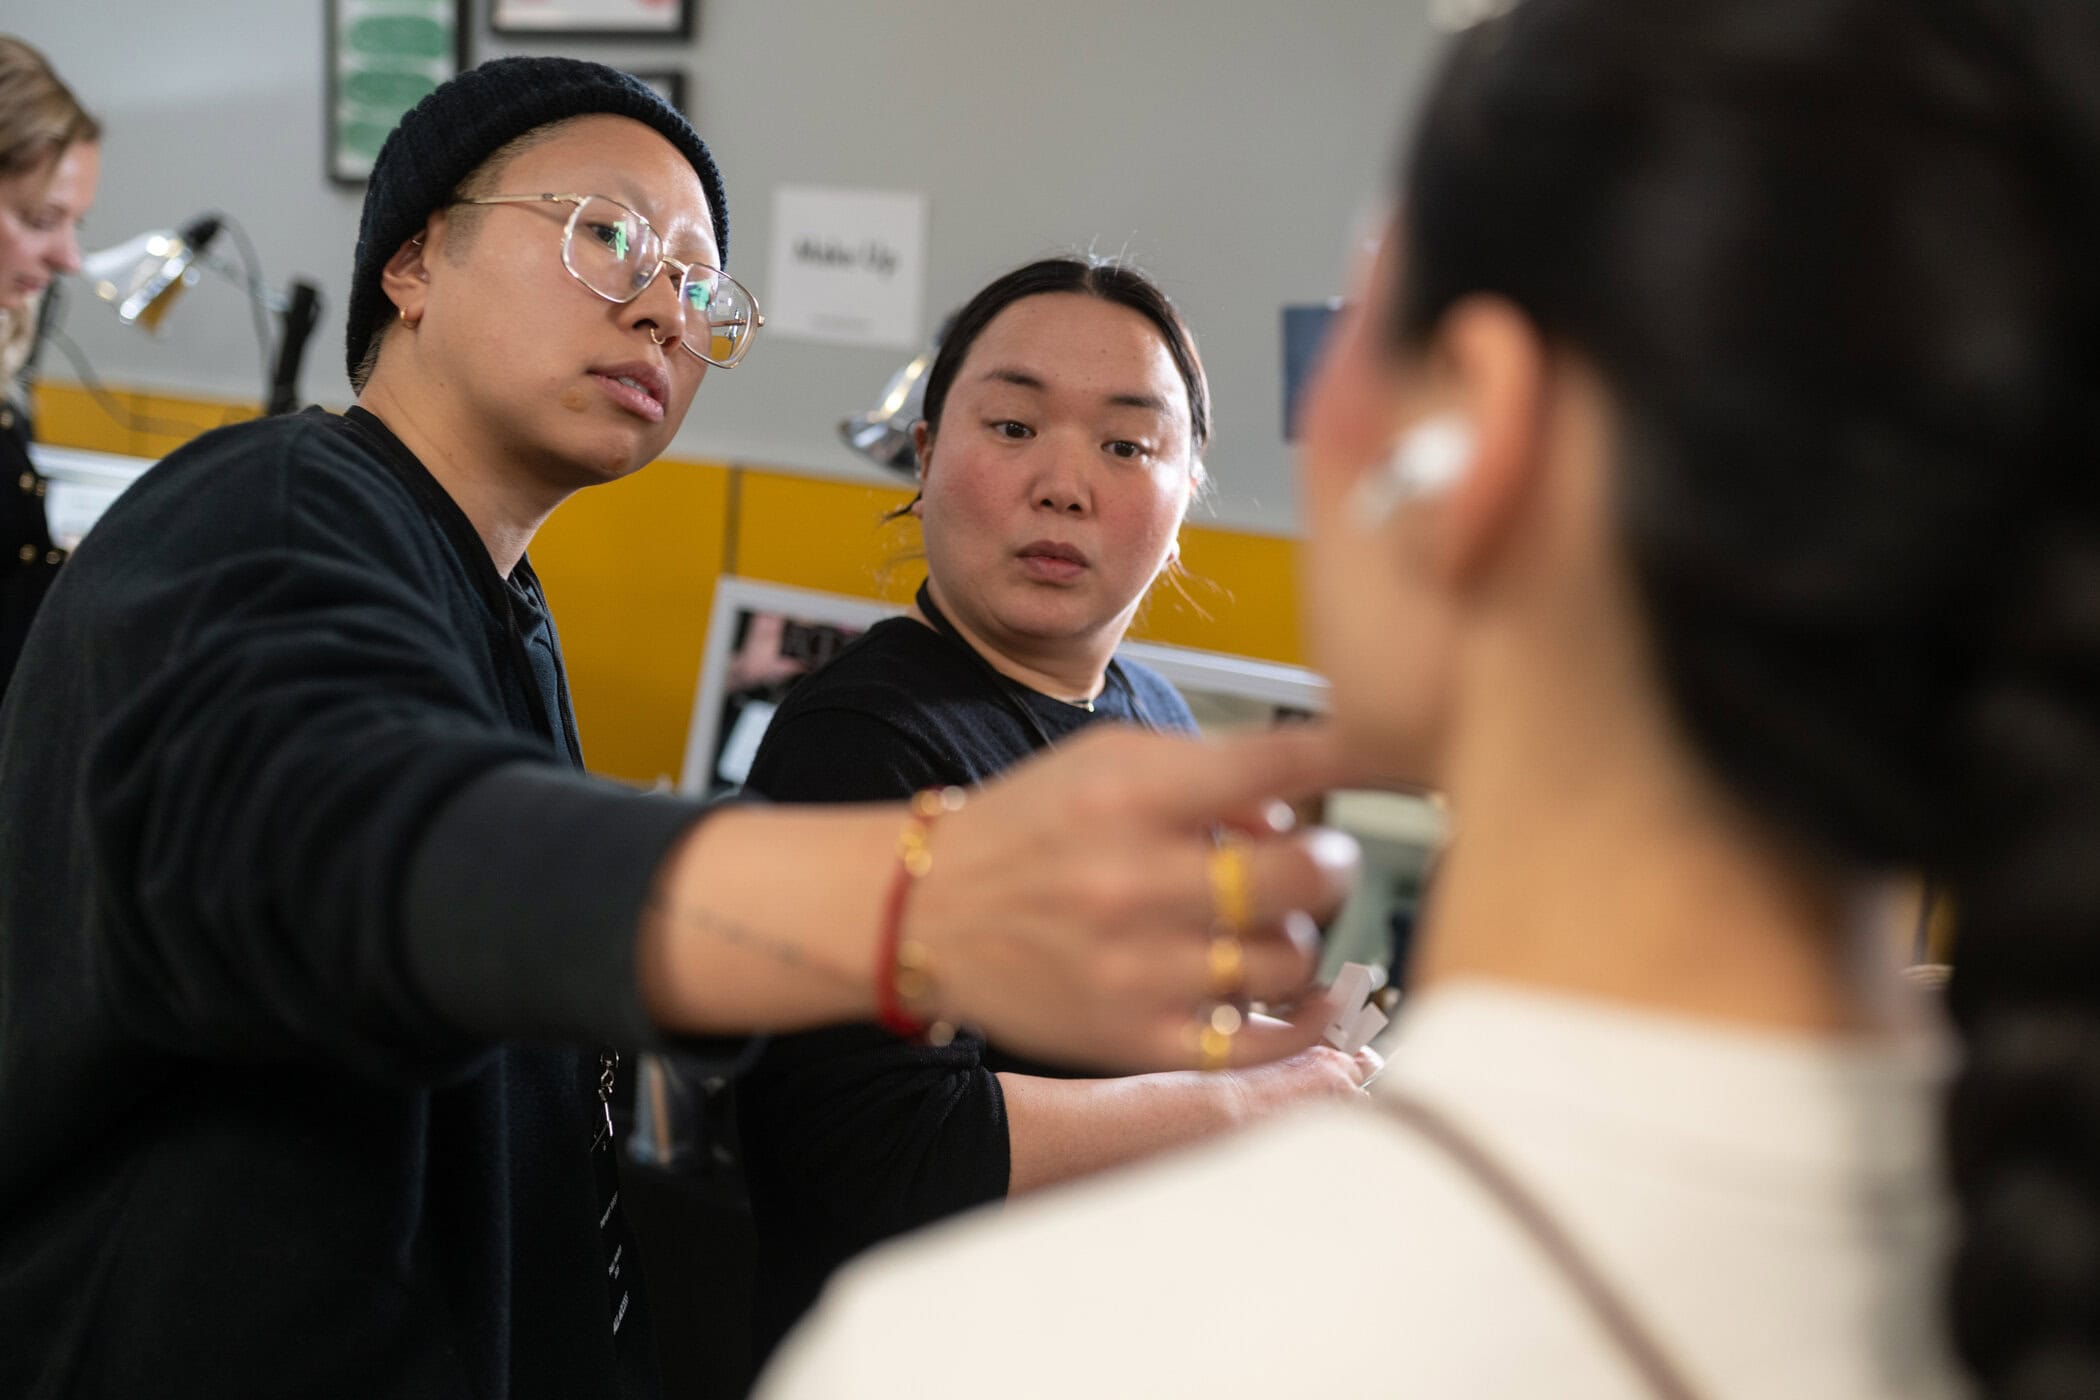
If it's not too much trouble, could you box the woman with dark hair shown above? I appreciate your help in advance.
[736,256,1374,1360]
[759,0,2097,1394]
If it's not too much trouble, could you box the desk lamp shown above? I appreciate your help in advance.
[838,315,957,477]
[79,214,322,417]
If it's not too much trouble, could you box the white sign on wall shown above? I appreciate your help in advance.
[765,186,927,350]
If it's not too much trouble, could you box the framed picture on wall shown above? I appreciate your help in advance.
[677,579,894,798]
[492,0,694,39]
[628,69,687,115]
[326,0,466,185]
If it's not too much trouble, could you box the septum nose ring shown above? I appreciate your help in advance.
[647,327,667,346]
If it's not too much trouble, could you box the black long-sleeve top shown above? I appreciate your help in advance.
[737,614,1194,1360]
[0,406,734,1399]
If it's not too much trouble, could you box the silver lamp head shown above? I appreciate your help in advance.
[839,326,948,476]
[81,215,222,331]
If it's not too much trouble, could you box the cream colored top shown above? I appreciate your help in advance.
[759,979,1964,1400]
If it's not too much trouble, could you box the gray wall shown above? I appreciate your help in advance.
[28,1,1439,532]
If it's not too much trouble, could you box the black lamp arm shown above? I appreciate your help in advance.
[266,280,322,418]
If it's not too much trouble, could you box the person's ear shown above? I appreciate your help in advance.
[1348,415,1472,529]
[1429,295,1548,587]
[379,222,436,328]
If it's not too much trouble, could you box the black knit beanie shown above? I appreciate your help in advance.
[344,55,729,384]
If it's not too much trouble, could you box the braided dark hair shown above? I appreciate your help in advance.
[1390,1,2100,1393]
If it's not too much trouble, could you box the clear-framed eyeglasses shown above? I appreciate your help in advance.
[453,192,763,368]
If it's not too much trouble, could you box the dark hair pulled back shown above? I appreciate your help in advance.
[920,256,1211,457]
[1393,1,2100,1394]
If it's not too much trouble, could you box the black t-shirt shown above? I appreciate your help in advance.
[737,614,1195,1359]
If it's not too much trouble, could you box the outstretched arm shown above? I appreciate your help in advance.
[999,1033,1374,1195]
[637,723,1362,1071]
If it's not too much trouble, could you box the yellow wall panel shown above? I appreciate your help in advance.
[532,458,732,786]
[731,468,920,604]
[1131,523,1304,666]
[28,381,132,454]
[30,380,257,458]
[125,392,259,461]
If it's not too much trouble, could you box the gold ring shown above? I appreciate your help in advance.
[1195,1001,1243,1072]
[1207,931,1245,1000]
[1206,836,1253,935]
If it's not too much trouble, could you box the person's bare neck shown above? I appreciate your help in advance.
[355,376,565,578]
[1410,627,1914,1038]
[914,581,1118,705]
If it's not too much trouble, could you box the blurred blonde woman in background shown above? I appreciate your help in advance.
[0,35,98,696]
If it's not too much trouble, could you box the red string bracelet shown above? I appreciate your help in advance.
[875,786,966,1043]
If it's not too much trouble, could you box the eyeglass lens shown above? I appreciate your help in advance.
[563,195,756,366]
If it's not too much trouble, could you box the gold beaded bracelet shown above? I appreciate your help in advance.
[875,786,965,1044]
